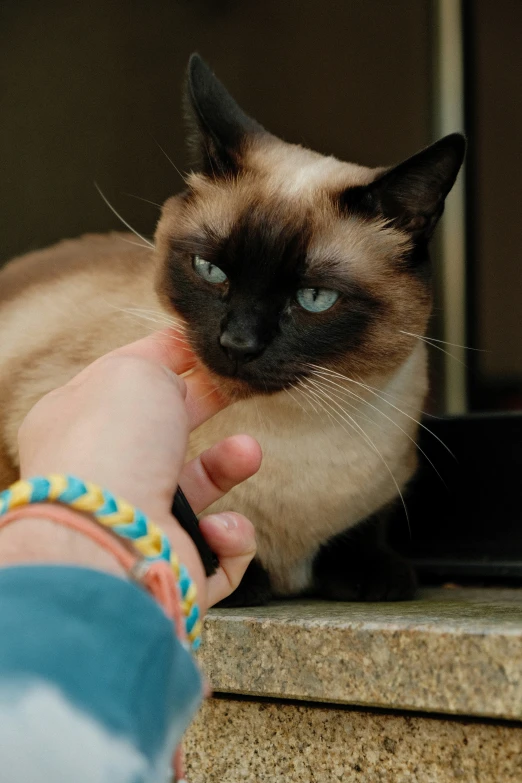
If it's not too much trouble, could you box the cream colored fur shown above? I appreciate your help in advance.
[187,345,426,594]
[0,134,433,595]
[0,231,427,594]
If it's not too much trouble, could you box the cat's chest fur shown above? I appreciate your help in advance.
[186,346,426,594]
[0,233,427,598]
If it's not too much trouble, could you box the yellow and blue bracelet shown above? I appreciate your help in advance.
[0,474,202,650]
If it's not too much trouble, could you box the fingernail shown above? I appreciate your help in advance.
[206,513,238,530]
[161,365,187,395]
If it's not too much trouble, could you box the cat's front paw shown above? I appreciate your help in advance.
[313,543,417,602]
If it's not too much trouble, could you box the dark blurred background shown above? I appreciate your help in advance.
[0,0,521,414]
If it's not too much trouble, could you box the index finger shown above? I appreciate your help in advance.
[183,366,228,429]
[112,329,228,429]
[112,328,197,374]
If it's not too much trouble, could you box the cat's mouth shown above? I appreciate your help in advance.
[198,354,303,398]
[213,362,300,395]
[183,328,304,397]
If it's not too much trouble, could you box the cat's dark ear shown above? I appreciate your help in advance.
[184,53,265,177]
[367,133,466,241]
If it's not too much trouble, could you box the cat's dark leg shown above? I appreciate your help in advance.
[216,558,273,607]
[312,513,417,601]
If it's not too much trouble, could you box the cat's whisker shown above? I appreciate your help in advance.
[252,396,267,436]
[305,376,377,428]
[94,184,155,249]
[295,381,356,440]
[98,300,163,331]
[146,328,193,354]
[298,389,322,416]
[349,377,456,460]
[288,382,329,420]
[300,381,406,528]
[400,332,469,369]
[124,305,180,318]
[309,372,377,408]
[298,381,347,427]
[101,303,192,353]
[304,379,379,440]
[310,371,417,436]
[292,382,323,416]
[117,237,154,251]
[166,338,192,353]
[124,308,184,326]
[122,192,163,209]
[115,321,164,339]
[122,307,186,330]
[305,362,430,416]
[294,386,320,415]
[400,330,486,352]
[309,373,446,485]
[108,323,186,346]
[294,381,352,442]
[149,134,187,181]
[307,363,455,460]
[356,373,437,416]
[284,387,311,418]
[350,371,441,419]
[315,365,455,460]
[302,379,410,517]
[103,302,185,332]
[307,362,410,406]
[193,386,220,404]
[120,311,172,327]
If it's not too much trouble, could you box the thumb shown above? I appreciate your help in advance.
[198,512,256,609]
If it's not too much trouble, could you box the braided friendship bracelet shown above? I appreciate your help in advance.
[0,475,202,650]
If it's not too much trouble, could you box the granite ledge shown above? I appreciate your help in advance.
[198,587,522,721]
[186,697,522,783]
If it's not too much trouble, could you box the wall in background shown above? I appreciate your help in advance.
[0,0,432,262]
[1,0,521,411]
[470,0,522,408]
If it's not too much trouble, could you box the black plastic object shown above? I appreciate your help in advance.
[172,486,219,576]
[388,412,522,580]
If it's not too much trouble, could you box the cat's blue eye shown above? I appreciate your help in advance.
[296,288,339,313]
[192,255,228,284]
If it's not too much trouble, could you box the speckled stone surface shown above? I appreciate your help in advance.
[186,697,522,782]
[198,588,522,720]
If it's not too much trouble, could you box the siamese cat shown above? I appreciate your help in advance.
[0,54,464,605]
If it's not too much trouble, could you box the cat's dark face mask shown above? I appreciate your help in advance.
[158,202,385,394]
[155,54,464,397]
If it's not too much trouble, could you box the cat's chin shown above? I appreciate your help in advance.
[203,368,292,401]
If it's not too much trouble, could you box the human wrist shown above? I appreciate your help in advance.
[0,475,205,649]
[0,512,127,576]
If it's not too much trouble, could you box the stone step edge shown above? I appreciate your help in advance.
[197,589,522,722]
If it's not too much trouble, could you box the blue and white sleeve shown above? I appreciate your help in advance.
[0,565,203,782]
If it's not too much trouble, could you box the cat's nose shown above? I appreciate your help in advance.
[219,330,265,363]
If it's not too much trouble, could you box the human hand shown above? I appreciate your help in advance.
[15,330,261,611]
